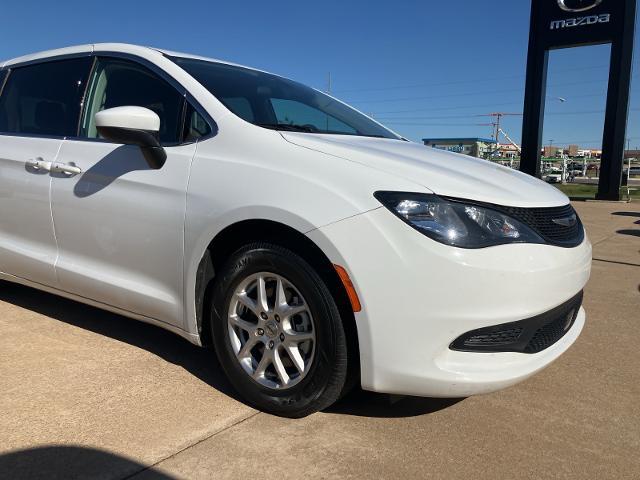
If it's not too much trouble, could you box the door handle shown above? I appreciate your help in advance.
[51,162,82,176]
[25,158,52,172]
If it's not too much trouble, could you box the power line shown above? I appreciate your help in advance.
[376,112,515,121]
[346,78,621,105]
[379,108,640,126]
[332,63,618,94]
[374,108,623,121]
[334,73,523,95]
[384,123,489,127]
[349,87,524,105]
[369,92,607,116]
[370,101,523,115]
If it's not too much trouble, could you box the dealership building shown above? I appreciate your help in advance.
[422,137,497,159]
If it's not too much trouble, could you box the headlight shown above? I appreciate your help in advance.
[374,192,544,248]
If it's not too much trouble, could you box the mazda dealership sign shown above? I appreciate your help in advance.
[520,0,636,201]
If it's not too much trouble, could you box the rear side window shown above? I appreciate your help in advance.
[81,58,185,144]
[0,71,6,131]
[182,102,212,142]
[0,70,7,93]
[0,57,92,137]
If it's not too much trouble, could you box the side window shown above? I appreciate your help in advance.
[81,58,184,144]
[270,98,357,134]
[0,70,7,93]
[0,71,7,132]
[182,103,212,142]
[0,57,92,137]
[222,97,254,123]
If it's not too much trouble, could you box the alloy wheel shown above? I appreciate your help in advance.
[227,272,316,389]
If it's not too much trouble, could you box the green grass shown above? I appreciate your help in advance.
[554,183,640,200]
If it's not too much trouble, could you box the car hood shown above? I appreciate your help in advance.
[281,133,569,208]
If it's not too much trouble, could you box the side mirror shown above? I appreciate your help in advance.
[95,106,167,169]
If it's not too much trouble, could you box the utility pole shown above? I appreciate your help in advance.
[494,113,502,146]
[478,122,498,140]
[479,112,522,145]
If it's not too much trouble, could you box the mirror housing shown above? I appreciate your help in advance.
[95,106,167,169]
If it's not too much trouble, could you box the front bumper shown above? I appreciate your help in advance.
[307,207,592,398]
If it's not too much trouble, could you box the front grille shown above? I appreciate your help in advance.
[450,291,583,354]
[442,197,586,248]
[500,204,584,247]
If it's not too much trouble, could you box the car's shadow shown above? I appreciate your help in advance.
[0,281,462,419]
[328,389,463,418]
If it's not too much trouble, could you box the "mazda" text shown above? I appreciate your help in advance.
[550,13,610,30]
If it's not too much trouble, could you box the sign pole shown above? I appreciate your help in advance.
[520,0,636,201]
[597,0,636,200]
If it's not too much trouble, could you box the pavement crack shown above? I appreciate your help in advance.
[592,257,640,268]
[122,411,262,480]
[590,233,616,247]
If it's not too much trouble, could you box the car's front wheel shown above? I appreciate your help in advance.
[210,243,349,417]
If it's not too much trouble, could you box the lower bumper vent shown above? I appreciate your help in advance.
[450,291,583,354]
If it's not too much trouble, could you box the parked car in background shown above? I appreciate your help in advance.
[0,44,592,417]
[568,162,584,174]
[544,174,562,184]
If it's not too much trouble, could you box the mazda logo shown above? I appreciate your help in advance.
[558,0,603,12]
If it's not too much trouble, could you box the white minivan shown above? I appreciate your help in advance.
[0,44,591,417]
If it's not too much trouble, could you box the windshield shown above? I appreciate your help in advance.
[170,56,399,139]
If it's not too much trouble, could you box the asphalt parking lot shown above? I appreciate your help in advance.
[1,201,639,480]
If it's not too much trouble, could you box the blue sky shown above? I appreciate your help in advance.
[1,0,638,148]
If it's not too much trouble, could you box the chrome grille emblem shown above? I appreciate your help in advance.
[551,214,577,227]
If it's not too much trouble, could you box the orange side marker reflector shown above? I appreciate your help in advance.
[333,264,362,313]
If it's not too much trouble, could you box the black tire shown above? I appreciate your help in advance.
[210,242,349,418]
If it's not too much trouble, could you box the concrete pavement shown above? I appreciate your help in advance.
[1,201,639,479]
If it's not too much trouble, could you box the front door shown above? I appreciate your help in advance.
[50,57,200,328]
[0,57,92,286]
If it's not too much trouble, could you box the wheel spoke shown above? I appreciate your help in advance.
[273,348,290,386]
[236,292,259,316]
[282,303,306,318]
[284,343,305,373]
[229,314,256,333]
[252,348,272,380]
[275,277,288,312]
[237,336,258,360]
[287,330,314,343]
[256,275,270,313]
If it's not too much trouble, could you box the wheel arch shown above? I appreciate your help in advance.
[195,219,360,375]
